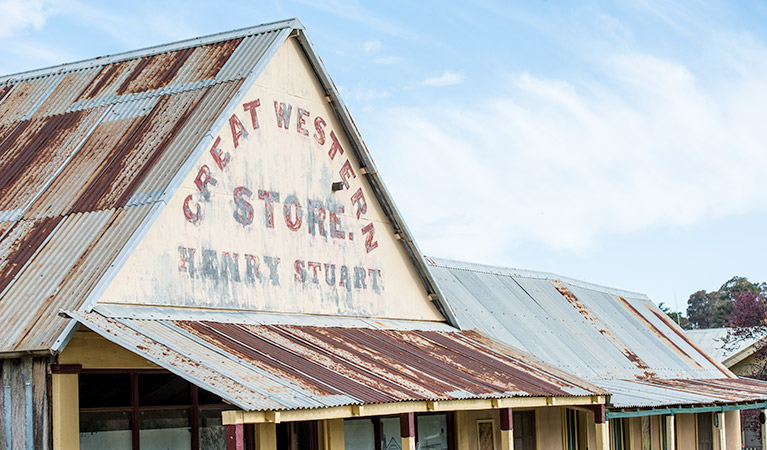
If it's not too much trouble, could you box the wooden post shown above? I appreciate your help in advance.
[323,419,345,450]
[400,412,416,450]
[226,423,245,450]
[665,415,675,450]
[50,365,80,450]
[716,411,725,450]
[500,407,514,450]
[593,405,609,450]
[254,423,276,450]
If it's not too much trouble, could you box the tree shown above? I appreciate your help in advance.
[658,302,690,329]
[720,281,767,435]
[685,276,765,329]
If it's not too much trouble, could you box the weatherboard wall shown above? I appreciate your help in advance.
[97,37,442,321]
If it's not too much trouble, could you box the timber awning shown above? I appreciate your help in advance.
[65,309,608,414]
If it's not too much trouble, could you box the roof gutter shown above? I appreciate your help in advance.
[607,401,767,419]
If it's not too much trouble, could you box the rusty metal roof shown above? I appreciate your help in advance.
[597,377,767,408]
[426,257,733,381]
[686,328,763,367]
[0,20,300,354]
[66,309,607,411]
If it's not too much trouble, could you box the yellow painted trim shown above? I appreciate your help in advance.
[52,373,79,450]
[223,396,607,425]
[255,422,277,450]
[59,330,157,369]
[323,419,344,450]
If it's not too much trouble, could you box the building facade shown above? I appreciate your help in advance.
[0,20,611,450]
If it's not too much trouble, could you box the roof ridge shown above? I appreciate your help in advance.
[0,18,303,84]
[426,255,649,299]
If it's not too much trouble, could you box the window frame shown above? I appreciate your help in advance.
[78,368,231,450]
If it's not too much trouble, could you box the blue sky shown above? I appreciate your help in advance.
[1,0,766,313]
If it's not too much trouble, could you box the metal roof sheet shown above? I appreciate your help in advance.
[595,377,767,409]
[426,257,732,381]
[0,20,297,354]
[686,328,763,367]
[67,310,607,412]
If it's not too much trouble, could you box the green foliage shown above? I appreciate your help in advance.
[658,302,690,329]
[685,276,767,329]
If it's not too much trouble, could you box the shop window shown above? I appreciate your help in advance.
[512,410,536,450]
[697,412,713,450]
[78,370,229,450]
[343,413,454,450]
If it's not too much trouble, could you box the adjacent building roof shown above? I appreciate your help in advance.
[687,328,763,367]
[426,257,767,409]
[0,19,451,355]
[67,307,607,412]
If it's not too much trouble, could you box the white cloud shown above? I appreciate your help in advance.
[363,40,381,52]
[365,49,767,261]
[0,0,50,39]
[419,70,464,87]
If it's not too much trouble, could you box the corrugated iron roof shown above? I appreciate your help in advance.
[687,328,764,367]
[596,377,767,408]
[67,309,607,411]
[0,20,299,353]
[426,257,732,381]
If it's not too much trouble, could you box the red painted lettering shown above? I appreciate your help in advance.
[297,108,310,136]
[233,186,254,226]
[328,131,344,160]
[194,165,216,201]
[339,160,356,189]
[229,113,249,148]
[283,195,303,231]
[362,222,379,253]
[306,199,326,238]
[183,195,201,224]
[350,188,367,219]
[307,261,322,284]
[329,206,345,239]
[313,116,326,145]
[273,101,292,129]
[294,259,306,283]
[243,99,261,130]
[257,190,279,228]
[209,137,230,171]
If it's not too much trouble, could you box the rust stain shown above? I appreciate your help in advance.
[117,48,194,96]
[645,306,734,378]
[0,216,62,296]
[79,62,133,100]
[553,280,657,379]
[0,111,88,209]
[616,296,704,369]
[0,85,13,105]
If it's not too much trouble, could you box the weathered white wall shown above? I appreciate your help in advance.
[98,37,442,322]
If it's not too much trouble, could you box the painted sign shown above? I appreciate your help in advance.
[98,38,443,321]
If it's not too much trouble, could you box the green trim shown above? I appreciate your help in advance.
[606,401,767,419]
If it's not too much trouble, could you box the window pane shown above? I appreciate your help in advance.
[139,409,191,450]
[80,410,132,450]
[139,373,191,406]
[344,418,375,450]
[199,409,226,450]
[418,414,448,450]
[381,417,401,450]
[79,373,132,408]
